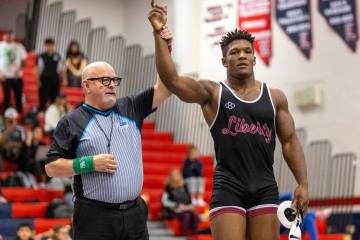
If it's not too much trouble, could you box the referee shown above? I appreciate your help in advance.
[45,60,171,239]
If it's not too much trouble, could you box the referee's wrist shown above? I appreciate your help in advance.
[73,156,95,175]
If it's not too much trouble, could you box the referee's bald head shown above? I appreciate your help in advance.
[82,61,115,81]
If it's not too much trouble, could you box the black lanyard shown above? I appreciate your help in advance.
[94,113,114,154]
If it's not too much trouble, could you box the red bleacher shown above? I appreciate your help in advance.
[12,202,49,218]
[140,119,214,224]
[1,187,64,203]
[34,218,71,233]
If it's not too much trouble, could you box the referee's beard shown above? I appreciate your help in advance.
[101,95,116,109]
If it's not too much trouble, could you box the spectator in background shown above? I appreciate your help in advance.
[37,38,66,112]
[44,94,69,135]
[34,224,71,240]
[182,145,205,206]
[0,30,27,113]
[15,223,34,240]
[162,169,200,236]
[48,224,71,240]
[0,188,7,203]
[19,126,47,181]
[65,41,86,88]
[0,108,26,164]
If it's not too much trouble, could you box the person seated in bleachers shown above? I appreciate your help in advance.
[65,41,86,88]
[182,145,206,206]
[18,125,47,182]
[47,224,71,240]
[23,109,40,130]
[34,224,71,240]
[162,169,200,236]
[44,94,69,135]
[0,108,26,164]
[15,223,34,240]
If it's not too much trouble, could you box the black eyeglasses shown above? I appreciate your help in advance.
[87,77,122,86]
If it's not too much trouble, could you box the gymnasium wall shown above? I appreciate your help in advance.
[0,0,28,37]
[47,0,175,56]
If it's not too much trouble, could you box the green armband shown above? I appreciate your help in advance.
[73,156,95,175]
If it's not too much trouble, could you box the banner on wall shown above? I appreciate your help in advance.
[238,0,272,66]
[319,0,358,52]
[276,0,312,59]
[201,0,237,58]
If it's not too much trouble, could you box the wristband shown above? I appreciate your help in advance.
[167,43,172,54]
[73,156,95,175]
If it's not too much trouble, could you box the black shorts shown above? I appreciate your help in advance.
[209,185,279,221]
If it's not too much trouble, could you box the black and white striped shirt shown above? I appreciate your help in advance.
[46,88,155,203]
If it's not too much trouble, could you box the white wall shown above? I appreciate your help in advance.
[0,0,28,32]
[48,0,125,37]
[123,0,174,56]
[47,0,174,56]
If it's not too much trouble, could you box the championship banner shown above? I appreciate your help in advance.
[276,0,312,59]
[238,0,272,66]
[201,0,237,58]
[319,0,358,52]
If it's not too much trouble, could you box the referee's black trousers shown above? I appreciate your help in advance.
[73,197,149,240]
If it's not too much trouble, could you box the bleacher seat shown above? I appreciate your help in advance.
[2,188,64,203]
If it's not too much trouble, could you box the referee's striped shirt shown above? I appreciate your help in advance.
[46,88,155,203]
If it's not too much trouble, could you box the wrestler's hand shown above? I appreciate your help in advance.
[93,154,117,173]
[148,0,168,32]
[292,184,309,216]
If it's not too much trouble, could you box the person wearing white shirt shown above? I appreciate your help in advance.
[44,94,69,134]
[0,30,27,113]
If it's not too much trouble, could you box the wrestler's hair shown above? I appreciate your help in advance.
[220,29,255,57]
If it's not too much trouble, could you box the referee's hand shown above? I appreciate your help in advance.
[93,154,117,174]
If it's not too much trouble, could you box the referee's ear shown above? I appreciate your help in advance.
[82,79,91,94]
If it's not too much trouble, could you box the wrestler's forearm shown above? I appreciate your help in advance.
[282,136,308,186]
[154,32,179,91]
[45,158,75,177]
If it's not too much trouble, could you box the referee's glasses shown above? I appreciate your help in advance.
[87,77,122,87]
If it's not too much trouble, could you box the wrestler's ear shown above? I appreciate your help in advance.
[222,57,228,67]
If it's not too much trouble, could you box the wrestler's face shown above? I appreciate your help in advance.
[222,39,256,79]
[84,65,117,110]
